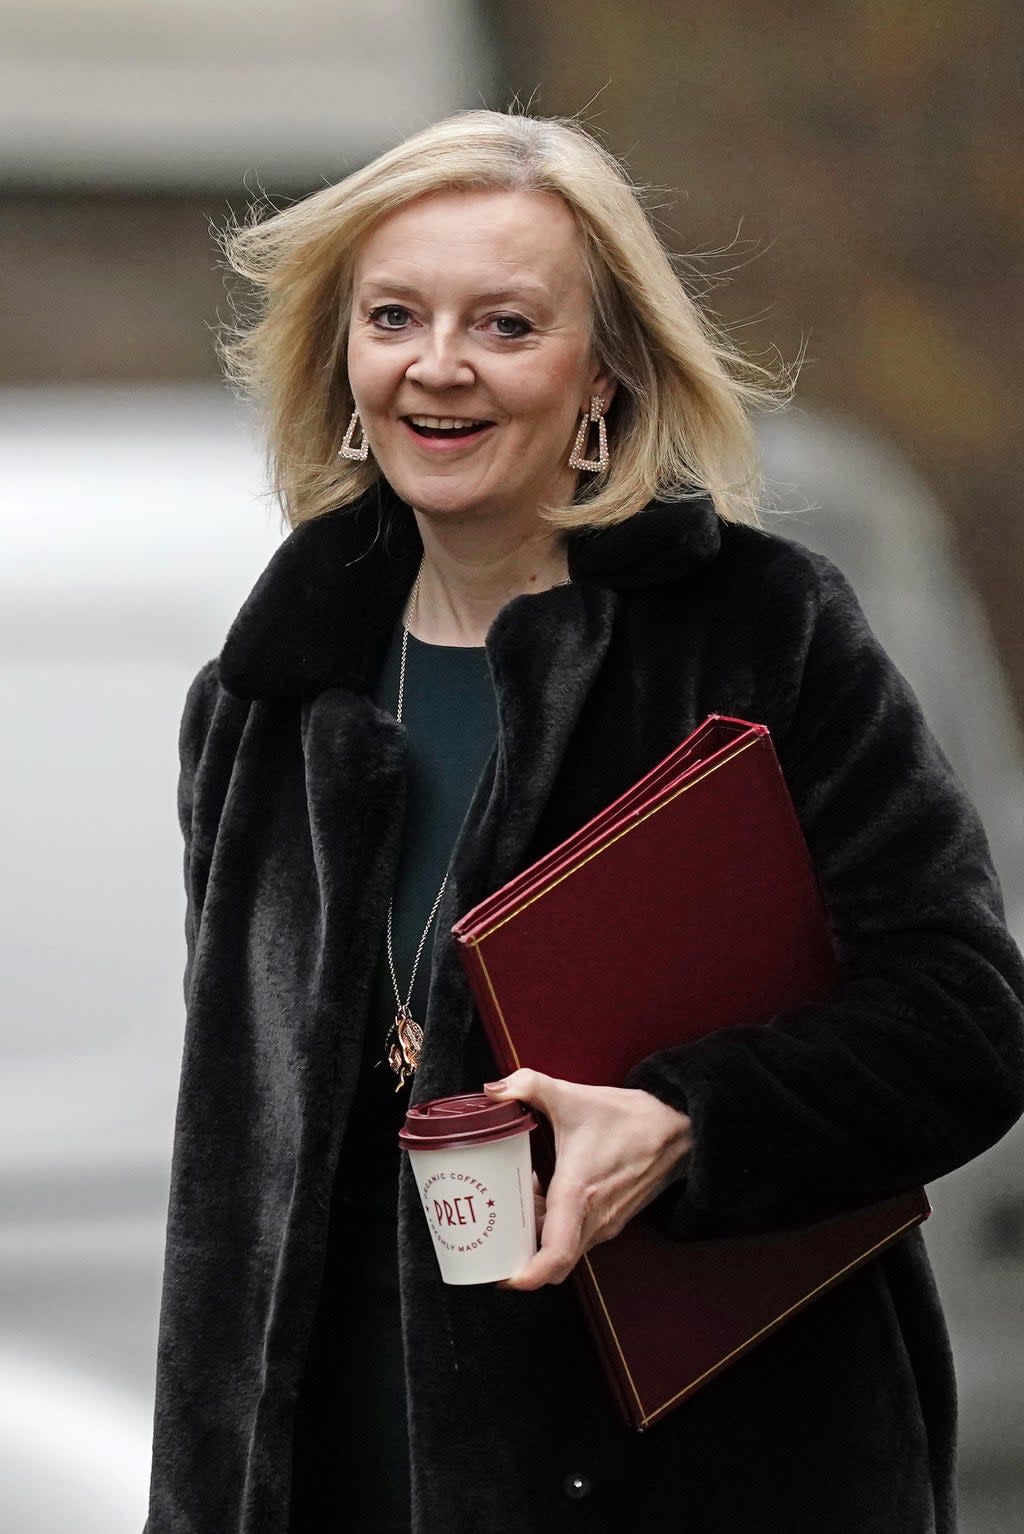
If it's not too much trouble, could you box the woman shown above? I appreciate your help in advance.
[145,111,1024,1534]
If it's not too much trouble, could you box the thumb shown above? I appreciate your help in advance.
[483,1067,550,1108]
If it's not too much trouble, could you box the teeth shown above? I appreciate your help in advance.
[408,416,486,430]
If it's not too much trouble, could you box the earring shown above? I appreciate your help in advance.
[568,395,609,473]
[338,407,370,462]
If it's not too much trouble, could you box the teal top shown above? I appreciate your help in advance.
[335,620,500,1198]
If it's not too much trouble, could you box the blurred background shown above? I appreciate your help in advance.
[2,3,1021,1530]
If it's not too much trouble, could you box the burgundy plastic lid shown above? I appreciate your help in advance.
[397,1092,537,1153]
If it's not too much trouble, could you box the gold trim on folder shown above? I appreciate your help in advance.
[579,1210,925,1429]
[462,732,925,1429]
[465,737,761,946]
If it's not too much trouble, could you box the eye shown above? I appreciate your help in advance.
[489,314,532,339]
[368,304,412,330]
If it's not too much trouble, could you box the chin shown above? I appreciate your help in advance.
[385,470,495,521]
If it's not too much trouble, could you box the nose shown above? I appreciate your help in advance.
[402,319,475,392]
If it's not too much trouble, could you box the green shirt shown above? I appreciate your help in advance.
[335,620,499,1198]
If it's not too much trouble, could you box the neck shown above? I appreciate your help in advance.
[404,508,571,647]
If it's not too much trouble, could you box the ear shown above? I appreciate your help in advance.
[582,359,618,417]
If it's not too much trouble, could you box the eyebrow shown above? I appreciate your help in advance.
[355,276,553,306]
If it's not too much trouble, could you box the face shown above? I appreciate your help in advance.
[347,187,616,532]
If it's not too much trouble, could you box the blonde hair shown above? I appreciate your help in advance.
[214,109,796,532]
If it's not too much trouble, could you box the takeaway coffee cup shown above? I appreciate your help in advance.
[398,1092,539,1285]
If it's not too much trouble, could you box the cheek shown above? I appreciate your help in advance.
[497,355,584,434]
[347,338,399,410]
[509,398,580,464]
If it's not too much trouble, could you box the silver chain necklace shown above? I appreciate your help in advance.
[378,556,448,1091]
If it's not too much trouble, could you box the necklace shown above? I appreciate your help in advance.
[377,550,570,1087]
[378,557,446,1091]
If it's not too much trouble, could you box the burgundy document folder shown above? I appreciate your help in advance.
[452,716,930,1431]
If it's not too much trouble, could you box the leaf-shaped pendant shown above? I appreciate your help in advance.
[386,1006,424,1091]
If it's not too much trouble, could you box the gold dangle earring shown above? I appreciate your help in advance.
[338,406,370,462]
[568,395,609,473]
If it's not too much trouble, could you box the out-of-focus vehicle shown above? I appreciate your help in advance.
[2,385,1021,1529]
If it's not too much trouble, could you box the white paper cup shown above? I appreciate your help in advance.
[398,1092,539,1285]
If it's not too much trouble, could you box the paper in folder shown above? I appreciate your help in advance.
[451,715,930,1432]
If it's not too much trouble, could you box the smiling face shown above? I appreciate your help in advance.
[347,187,615,532]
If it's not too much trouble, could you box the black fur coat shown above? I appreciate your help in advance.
[145,484,1024,1534]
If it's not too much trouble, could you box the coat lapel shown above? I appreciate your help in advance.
[298,684,408,1093]
[227,688,411,1530]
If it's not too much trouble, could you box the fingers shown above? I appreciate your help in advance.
[498,1176,587,1291]
[490,1075,669,1293]
[484,1068,558,1113]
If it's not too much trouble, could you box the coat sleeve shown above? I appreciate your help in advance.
[176,658,221,1006]
[143,659,224,1533]
[624,553,1024,1239]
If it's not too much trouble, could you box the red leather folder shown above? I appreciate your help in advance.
[452,716,930,1431]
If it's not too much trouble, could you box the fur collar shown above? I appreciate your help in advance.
[218,481,722,700]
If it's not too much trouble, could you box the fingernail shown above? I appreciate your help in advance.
[483,1079,507,1092]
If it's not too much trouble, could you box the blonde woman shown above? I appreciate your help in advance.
[144,111,1024,1534]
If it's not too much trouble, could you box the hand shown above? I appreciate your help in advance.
[483,1068,692,1291]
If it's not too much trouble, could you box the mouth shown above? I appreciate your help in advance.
[400,414,495,449]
